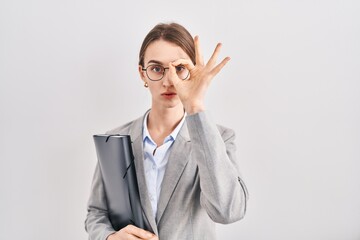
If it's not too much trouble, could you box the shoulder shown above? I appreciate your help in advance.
[216,124,236,141]
[105,113,145,135]
[105,120,134,135]
[185,111,235,141]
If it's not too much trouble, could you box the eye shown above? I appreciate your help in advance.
[149,65,164,73]
[175,65,186,72]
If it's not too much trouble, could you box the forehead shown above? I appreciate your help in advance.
[144,39,190,65]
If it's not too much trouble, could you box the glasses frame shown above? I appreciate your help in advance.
[142,64,190,81]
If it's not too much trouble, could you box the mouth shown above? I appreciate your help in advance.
[161,92,176,96]
[161,92,177,98]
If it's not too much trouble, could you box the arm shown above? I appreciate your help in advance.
[186,111,249,223]
[167,35,248,223]
[85,163,117,240]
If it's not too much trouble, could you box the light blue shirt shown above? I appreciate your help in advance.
[142,112,186,218]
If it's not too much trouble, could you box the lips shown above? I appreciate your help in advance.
[161,92,177,99]
[161,92,176,96]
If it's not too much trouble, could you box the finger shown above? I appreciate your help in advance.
[117,229,142,240]
[149,235,159,240]
[171,58,195,71]
[168,62,182,86]
[125,234,142,240]
[194,36,204,66]
[207,43,222,68]
[210,57,231,76]
[124,225,155,239]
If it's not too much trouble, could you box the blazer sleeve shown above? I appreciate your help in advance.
[85,163,116,240]
[186,111,249,224]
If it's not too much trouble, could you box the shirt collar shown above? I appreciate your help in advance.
[142,111,186,143]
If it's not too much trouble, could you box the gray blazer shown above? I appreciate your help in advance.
[85,111,248,240]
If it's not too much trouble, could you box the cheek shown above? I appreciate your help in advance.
[147,84,159,95]
[148,86,154,93]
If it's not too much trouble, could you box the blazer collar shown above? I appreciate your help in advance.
[129,110,159,235]
[129,110,191,229]
[156,119,191,223]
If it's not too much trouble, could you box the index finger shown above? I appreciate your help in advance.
[171,58,195,71]
[149,235,159,240]
[124,225,155,239]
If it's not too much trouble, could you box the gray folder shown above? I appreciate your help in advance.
[93,134,152,232]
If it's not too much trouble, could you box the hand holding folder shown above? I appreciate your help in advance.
[93,134,152,232]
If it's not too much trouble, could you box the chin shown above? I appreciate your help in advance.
[152,97,183,110]
[162,100,183,109]
[164,103,180,109]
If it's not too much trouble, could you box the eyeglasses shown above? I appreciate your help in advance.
[142,64,190,81]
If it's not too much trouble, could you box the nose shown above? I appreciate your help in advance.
[162,68,173,87]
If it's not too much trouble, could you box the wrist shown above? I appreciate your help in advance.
[184,104,205,115]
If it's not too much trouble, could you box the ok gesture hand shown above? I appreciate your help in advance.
[168,36,230,114]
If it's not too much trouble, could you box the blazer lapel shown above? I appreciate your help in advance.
[129,113,159,235]
[156,121,191,223]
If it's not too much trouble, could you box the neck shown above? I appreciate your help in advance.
[147,104,184,134]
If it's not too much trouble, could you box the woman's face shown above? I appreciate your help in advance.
[139,39,191,110]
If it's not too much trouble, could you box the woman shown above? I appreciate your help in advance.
[85,22,248,240]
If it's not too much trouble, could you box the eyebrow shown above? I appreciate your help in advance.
[147,60,164,65]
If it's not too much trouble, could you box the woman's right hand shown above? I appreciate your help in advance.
[107,225,158,240]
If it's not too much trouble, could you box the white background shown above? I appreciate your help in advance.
[1,0,359,239]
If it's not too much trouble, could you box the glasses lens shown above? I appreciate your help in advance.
[175,65,190,80]
[146,65,164,81]
[145,64,190,81]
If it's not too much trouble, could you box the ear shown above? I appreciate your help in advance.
[138,65,147,83]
